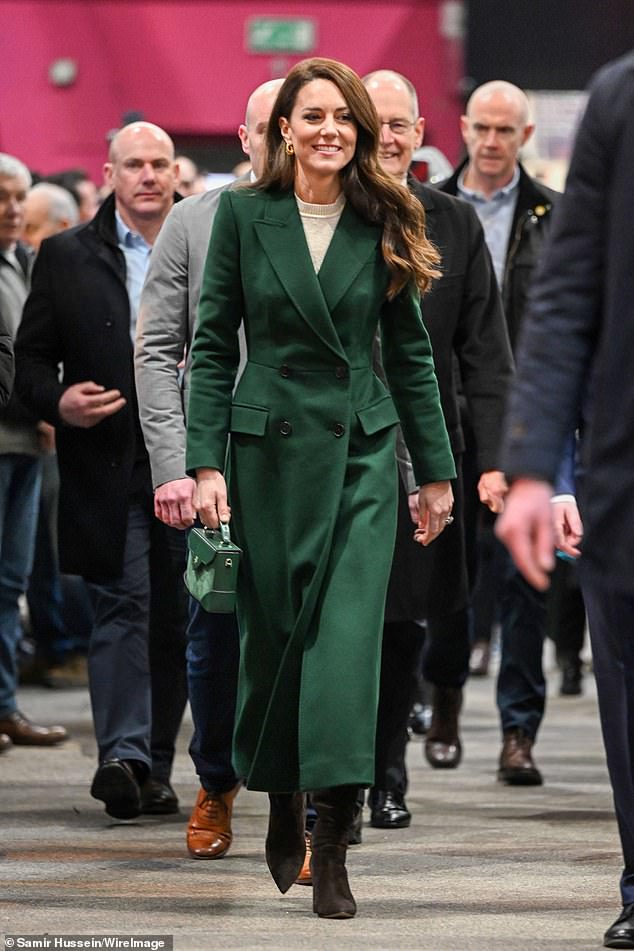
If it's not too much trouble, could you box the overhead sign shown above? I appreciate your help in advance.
[246,17,317,54]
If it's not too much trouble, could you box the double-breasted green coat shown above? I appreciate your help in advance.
[186,187,455,792]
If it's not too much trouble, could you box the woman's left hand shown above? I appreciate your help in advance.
[414,480,454,547]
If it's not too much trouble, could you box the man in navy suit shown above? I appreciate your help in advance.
[497,51,634,949]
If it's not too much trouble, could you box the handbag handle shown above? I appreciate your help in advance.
[201,521,232,544]
[219,521,231,544]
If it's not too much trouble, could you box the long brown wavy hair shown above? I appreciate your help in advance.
[255,57,440,299]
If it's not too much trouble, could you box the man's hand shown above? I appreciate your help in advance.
[154,477,197,529]
[58,381,126,428]
[495,478,555,590]
[414,480,454,547]
[195,468,231,529]
[36,420,56,454]
[552,497,583,559]
[478,469,508,513]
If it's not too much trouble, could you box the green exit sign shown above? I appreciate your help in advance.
[247,17,317,54]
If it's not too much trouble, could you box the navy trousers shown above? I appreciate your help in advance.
[497,550,548,739]
[186,600,240,794]
[581,575,634,905]
[86,491,187,778]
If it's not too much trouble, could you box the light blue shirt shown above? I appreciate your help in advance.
[115,210,153,344]
[457,165,520,290]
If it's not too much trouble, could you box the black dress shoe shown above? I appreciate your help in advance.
[140,778,179,815]
[604,903,634,947]
[370,790,411,829]
[560,664,583,696]
[91,759,142,819]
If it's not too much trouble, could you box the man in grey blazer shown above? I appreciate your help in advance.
[135,78,282,860]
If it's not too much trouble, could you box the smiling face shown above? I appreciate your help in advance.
[279,78,358,194]
[365,76,424,184]
[104,123,177,227]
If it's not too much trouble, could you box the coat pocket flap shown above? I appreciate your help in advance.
[356,395,400,436]
[230,403,269,436]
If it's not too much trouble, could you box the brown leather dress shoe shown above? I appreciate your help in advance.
[187,783,241,859]
[295,832,313,886]
[424,686,463,768]
[0,711,68,746]
[498,728,543,785]
[0,732,12,753]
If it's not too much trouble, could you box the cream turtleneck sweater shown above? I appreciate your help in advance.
[295,192,346,273]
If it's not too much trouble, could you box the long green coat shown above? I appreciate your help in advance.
[186,188,455,792]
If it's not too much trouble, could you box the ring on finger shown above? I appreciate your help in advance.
[444,515,454,525]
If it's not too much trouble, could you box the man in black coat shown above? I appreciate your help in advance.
[15,123,188,820]
[363,70,513,827]
[497,52,634,949]
[440,81,560,786]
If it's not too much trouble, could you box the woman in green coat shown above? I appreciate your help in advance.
[186,57,455,918]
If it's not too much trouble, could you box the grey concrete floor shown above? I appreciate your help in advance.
[0,660,622,950]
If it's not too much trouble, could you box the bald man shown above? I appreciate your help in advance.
[175,155,205,196]
[15,122,189,820]
[135,79,283,862]
[440,82,561,785]
[21,182,79,253]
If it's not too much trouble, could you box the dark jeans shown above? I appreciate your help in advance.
[496,551,548,740]
[27,454,92,664]
[581,576,634,906]
[547,556,586,665]
[469,508,507,644]
[86,492,187,776]
[0,454,41,717]
[186,599,240,794]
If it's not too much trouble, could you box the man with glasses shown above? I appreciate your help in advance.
[362,70,512,828]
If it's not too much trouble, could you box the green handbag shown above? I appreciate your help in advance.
[184,522,241,613]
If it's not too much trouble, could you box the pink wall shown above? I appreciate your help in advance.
[1,0,464,181]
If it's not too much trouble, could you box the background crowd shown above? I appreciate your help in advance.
[2,44,633,945]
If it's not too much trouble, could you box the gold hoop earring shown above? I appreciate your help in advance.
[285,141,295,156]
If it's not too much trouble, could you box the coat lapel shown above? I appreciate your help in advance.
[317,203,382,315]
[253,193,348,361]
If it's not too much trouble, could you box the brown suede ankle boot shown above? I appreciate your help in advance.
[265,792,306,893]
[310,785,358,919]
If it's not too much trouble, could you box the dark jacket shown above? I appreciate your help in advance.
[501,51,634,589]
[439,161,559,353]
[0,308,14,409]
[15,193,154,579]
[410,177,513,468]
[385,177,513,621]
